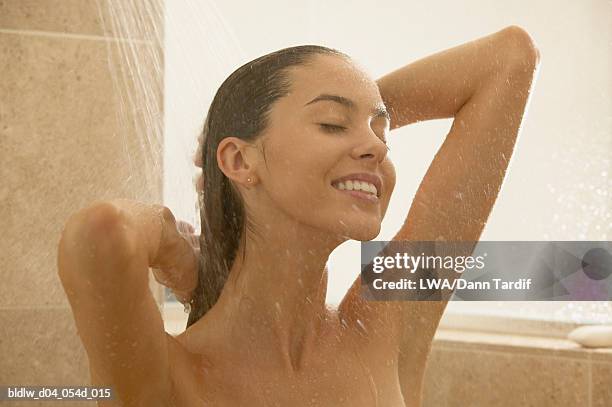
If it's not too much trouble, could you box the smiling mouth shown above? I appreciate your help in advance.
[331,184,380,203]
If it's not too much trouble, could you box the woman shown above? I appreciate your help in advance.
[58,25,540,406]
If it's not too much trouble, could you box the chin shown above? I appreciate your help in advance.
[351,228,381,242]
[332,220,381,242]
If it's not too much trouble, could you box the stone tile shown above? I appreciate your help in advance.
[422,347,589,407]
[0,33,162,307]
[0,0,163,42]
[591,347,612,363]
[592,361,612,407]
[434,329,589,360]
[0,308,90,386]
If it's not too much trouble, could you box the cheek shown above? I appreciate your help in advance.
[379,158,396,189]
[270,136,337,181]
[380,162,397,208]
[265,145,332,205]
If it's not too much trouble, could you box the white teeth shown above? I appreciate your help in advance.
[333,180,378,196]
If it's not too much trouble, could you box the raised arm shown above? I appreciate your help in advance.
[57,200,196,406]
[387,26,539,404]
[337,25,540,406]
[379,25,540,128]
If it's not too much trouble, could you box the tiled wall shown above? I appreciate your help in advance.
[0,1,163,405]
[423,330,612,407]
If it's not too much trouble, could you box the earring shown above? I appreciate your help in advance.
[247,177,252,183]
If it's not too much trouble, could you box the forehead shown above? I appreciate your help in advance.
[282,54,383,111]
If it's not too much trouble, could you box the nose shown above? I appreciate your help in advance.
[352,129,388,163]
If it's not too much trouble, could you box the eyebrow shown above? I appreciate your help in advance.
[304,93,391,123]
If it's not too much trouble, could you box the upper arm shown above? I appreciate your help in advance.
[57,203,172,406]
[339,40,539,402]
[399,41,538,388]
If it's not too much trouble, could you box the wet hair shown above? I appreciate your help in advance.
[186,45,351,328]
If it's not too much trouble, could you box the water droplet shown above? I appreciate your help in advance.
[356,319,367,332]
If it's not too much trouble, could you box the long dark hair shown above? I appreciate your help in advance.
[186,45,350,328]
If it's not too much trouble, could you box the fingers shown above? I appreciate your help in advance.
[152,231,199,286]
[176,220,192,234]
[151,267,178,288]
[193,134,205,193]
[195,172,204,193]
[194,151,203,168]
[194,134,203,168]
[183,232,199,249]
[176,220,200,249]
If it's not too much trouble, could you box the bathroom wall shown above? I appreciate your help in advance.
[0,0,163,402]
[423,330,612,407]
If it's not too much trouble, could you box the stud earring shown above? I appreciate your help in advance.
[247,177,252,183]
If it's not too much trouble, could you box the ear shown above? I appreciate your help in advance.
[216,137,256,184]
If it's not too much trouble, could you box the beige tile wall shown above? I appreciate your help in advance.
[423,331,612,407]
[0,1,163,405]
[0,0,162,41]
[591,351,612,407]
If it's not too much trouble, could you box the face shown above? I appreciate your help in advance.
[246,54,397,242]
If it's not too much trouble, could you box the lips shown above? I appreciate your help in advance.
[334,188,379,203]
[331,172,383,197]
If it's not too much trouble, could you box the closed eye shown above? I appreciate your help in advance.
[318,123,347,133]
[319,124,391,151]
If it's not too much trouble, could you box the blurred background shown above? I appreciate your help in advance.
[1,0,610,406]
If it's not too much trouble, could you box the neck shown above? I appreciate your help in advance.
[207,215,343,373]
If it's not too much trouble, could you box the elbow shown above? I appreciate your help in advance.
[58,202,122,256]
[57,202,135,281]
[502,25,541,64]
[497,26,541,79]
